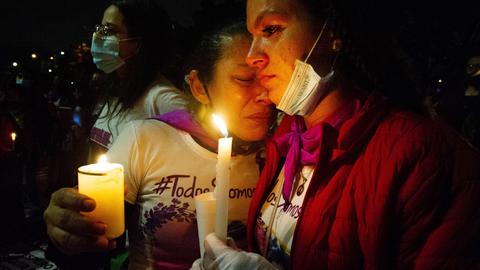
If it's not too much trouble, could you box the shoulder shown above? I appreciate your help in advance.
[351,109,450,185]
[126,119,183,143]
[367,109,480,181]
[375,109,478,154]
[367,109,450,159]
[129,118,180,134]
[375,110,440,143]
[148,82,188,101]
[143,82,190,114]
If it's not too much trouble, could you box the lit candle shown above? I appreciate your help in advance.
[78,155,124,239]
[11,132,16,151]
[212,114,232,242]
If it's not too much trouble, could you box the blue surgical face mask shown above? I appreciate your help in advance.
[90,33,126,74]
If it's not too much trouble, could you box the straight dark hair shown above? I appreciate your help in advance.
[96,0,176,121]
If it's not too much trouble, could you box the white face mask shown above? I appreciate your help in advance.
[277,20,334,116]
[91,33,126,74]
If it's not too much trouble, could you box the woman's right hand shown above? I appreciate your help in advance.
[43,187,116,254]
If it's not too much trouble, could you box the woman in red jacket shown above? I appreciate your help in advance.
[196,0,480,269]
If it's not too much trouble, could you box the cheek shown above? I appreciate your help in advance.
[219,90,256,130]
[211,87,245,117]
[119,42,137,58]
[268,86,284,105]
[220,90,249,118]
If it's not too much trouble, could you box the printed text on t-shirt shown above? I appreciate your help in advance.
[265,192,302,219]
[152,174,256,199]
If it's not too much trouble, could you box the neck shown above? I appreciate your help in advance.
[303,86,351,128]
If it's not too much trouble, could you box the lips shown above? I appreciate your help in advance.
[246,111,273,122]
[258,73,275,87]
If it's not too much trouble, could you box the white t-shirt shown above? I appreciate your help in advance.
[256,166,314,270]
[90,82,188,149]
[108,119,259,270]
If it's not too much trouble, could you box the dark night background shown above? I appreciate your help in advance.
[0,0,479,269]
[0,0,221,68]
[0,0,478,87]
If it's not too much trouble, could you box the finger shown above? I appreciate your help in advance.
[51,187,96,212]
[190,258,204,270]
[205,233,230,257]
[47,206,107,236]
[226,237,238,249]
[48,226,114,254]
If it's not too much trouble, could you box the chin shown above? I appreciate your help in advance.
[238,130,268,142]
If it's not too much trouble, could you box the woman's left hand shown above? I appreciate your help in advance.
[191,233,277,270]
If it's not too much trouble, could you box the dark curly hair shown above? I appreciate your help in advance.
[302,0,422,112]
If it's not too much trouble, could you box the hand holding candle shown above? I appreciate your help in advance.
[212,114,232,242]
[78,155,124,239]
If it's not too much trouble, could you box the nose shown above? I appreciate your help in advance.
[246,37,268,69]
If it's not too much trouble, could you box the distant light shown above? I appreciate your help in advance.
[60,51,65,55]
[50,56,54,60]
[12,62,18,67]
[31,53,37,59]
[48,69,52,73]
[438,79,443,83]
[70,81,74,85]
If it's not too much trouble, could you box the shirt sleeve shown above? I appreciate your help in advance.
[148,85,190,116]
[107,121,143,205]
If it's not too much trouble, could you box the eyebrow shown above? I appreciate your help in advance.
[253,9,289,30]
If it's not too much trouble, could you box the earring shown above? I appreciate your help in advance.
[332,39,343,52]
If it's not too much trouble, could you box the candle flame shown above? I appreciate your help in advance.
[11,132,16,142]
[98,154,108,164]
[212,114,228,137]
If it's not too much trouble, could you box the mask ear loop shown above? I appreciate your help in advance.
[304,19,329,63]
[120,37,143,61]
[330,38,342,72]
[119,36,142,42]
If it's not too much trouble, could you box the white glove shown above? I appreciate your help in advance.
[190,233,277,270]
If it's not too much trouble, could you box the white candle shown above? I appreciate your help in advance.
[212,114,232,242]
[78,155,124,239]
[194,192,216,257]
[11,132,16,151]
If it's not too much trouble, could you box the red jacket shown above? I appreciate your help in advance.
[247,94,480,269]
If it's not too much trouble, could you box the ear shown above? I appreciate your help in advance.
[188,70,210,105]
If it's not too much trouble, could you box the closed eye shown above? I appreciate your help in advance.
[234,77,255,85]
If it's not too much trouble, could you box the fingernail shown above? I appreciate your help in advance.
[83,199,95,210]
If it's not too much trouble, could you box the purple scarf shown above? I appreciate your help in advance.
[274,99,361,202]
[153,109,217,150]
